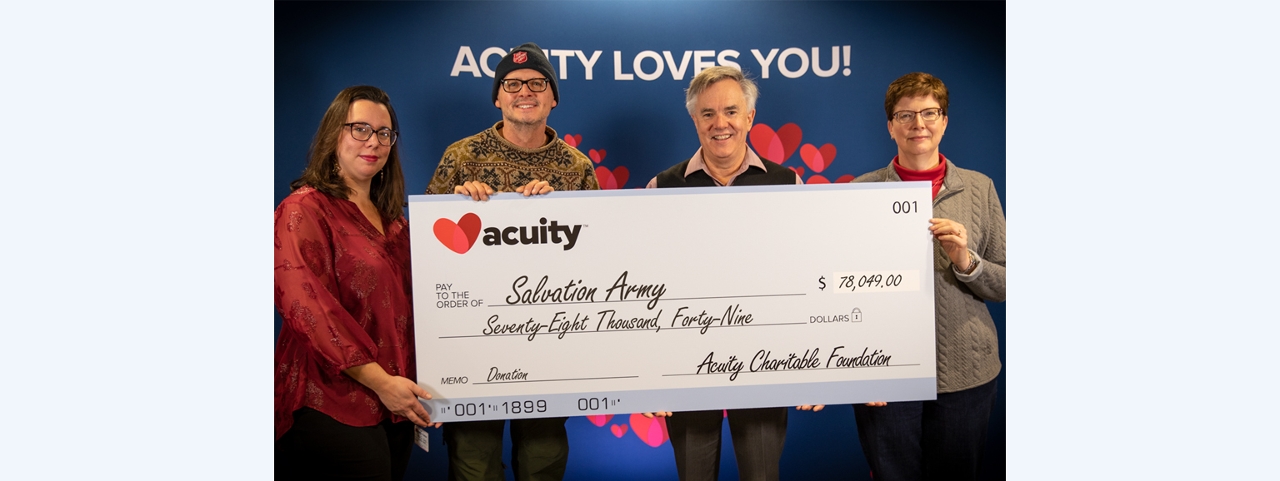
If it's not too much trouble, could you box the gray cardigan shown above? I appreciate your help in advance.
[856,158,1006,393]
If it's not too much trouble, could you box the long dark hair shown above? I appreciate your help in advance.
[291,86,406,221]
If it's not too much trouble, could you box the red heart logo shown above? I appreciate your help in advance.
[799,143,837,173]
[589,149,607,164]
[748,123,803,163]
[595,165,629,190]
[563,134,581,148]
[835,174,855,183]
[628,413,669,447]
[788,166,805,178]
[586,414,613,427]
[433,213,481,254]
[610,424,629,438]
[806,174,830,184]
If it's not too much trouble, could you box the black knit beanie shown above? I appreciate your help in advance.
[492,42,559,105]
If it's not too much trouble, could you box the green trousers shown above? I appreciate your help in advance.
[443,417,569,481]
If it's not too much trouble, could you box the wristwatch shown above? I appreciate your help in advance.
[955,250,979,276]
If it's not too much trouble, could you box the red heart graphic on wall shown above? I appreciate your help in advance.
[788,166,805,178]
[563,134,581,148]
[628,413,669,447]
[807,175,830,184]
[586,414,613,427]
[433,213,481,254]
[589,149,607,164]
[835,174,855,183]
[749,123,803,163]
[610,424,629,438]
[595,166,629,190]
[799,143,837,173]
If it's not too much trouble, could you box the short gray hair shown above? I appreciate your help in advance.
[685,66,758,116]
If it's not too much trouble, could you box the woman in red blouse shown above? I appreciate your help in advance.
[275,86,437,481]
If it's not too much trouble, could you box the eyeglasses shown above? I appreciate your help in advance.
[343,122,398,146]
[891,108,944,124]
[500,77,550,93]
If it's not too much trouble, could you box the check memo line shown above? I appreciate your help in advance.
[473,375,639,385]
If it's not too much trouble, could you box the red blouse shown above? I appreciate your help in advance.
[274,186,415,439]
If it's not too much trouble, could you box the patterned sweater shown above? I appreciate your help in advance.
[856,158,1006,393]
[426,121,600,194]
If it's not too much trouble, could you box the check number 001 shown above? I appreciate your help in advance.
[448,400,547,417]
[446,397,622,417]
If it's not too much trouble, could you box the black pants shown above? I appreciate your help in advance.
[276,408,414,481]
[853,378,999,481]
[665,407,788,481]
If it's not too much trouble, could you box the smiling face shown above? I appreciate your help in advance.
[692,78,756,168]
[495,68,557,129]
[888,94,948,169]
[335,99,393,188]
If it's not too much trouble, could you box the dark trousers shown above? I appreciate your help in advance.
[853,378,998,481]
[443,417,569,481]
[666,407,788,481]
[275,407,414,481]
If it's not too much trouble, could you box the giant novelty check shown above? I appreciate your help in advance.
[408,182,936,422]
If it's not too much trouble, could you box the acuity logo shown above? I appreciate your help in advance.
[433,213,585,254]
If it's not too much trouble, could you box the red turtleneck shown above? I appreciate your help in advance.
[892,154,947,199]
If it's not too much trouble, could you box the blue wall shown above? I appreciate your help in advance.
[275,2,1004,479]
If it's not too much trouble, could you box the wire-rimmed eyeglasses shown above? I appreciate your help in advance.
[891,108,944,124]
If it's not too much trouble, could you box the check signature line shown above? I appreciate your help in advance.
[438,322,807,339]
[473,375,639,385]
[488,292,806,308]
[660,364,921,376]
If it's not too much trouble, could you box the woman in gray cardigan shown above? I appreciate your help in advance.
[851,72,1006,481]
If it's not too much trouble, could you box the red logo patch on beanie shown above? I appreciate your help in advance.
[513,51,528,64]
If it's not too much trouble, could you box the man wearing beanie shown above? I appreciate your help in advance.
[426,42,598,481]
[427,42,598,200]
